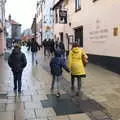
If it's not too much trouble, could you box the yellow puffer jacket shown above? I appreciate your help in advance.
[68,47,87,76]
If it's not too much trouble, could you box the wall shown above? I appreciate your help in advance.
[53,0,120,57]
[42,0,54,40]
[68,0,120,57]
[0,33,3,55]
[53,0,120,74]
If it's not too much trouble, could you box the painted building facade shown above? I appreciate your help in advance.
[0,0,6,55]
[36,0,43,44]
[53,0,120,74]
[11,20,21,43]
[5,15,12,48]
[36,0,55,44]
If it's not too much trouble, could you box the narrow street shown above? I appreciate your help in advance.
[0,47,119,120]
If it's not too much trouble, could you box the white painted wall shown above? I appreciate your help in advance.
[54,0,120,57]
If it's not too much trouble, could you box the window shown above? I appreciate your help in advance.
[75,0,81,11]
[59,10,67,24]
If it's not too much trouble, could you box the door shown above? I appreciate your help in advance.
[75,26,83,47]
[59,32,63,42]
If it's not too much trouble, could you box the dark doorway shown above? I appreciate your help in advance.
[59,32,63,42]
[74,26,83,47]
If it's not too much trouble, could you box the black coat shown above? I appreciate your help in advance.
[50,50,69,76]
[31,41,39,52]
[8,49,27,72]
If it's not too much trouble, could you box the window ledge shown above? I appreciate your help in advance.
[75,7,81,12]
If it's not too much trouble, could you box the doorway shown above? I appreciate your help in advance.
[74,26,83,47]
[59,32,63,42]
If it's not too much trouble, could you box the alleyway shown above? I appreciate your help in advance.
[0,47,120,120]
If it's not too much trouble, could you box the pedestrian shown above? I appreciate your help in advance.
[47,39,51,56]
[30,37,39,65]
[54,39,59,49]
[68,42,88,96]
[59,41,65,59]
[50,49,69,97]
[50,39,55,56]
[42,39,47,56]
[8,44,27,94]
[27,39,31,51]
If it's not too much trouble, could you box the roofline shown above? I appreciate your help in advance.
[52,0,64,10]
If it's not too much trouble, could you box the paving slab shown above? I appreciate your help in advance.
[0,112,14,120]
[68,113,91,120]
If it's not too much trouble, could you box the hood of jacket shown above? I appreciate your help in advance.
[12,48,21,55]
[72,47,81,54]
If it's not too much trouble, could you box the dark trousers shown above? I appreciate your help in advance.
[13,71,22,92]
[71,75,81,91]
[51,75,60,92]
[44,47,47,56]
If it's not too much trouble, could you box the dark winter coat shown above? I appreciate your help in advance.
[59,42,65,51]
[50,50,69,76]
[8,48,27,72]
[31,41,39,52]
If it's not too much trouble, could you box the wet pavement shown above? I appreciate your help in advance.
[0,47,120,120]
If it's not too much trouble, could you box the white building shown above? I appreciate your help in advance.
[0,0,6,54]
[53,0,120,74]
[36,0,43,44]
[36,0,55,44]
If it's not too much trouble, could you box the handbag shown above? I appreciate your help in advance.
[82,54,88,66]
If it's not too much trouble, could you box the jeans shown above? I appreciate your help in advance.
[13,71,22,92]
[71,75,82,92]
[51,75,61,92]
[32,52,37,64]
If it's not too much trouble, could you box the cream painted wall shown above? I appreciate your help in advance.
[54,0,120,57]
[0,34,3,55]
[69,0,120,57]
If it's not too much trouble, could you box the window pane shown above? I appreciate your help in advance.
[75,0,80,10]
[78,0,80,8]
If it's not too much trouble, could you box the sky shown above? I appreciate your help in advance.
[6,0,37,31]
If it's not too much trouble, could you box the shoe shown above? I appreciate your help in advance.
[36,60,38,65]
[18,90,21,94]
[14,88,17,92]
[56,92,60,97]
[14,87,17,91]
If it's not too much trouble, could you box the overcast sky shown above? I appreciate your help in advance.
[6,0,37,31]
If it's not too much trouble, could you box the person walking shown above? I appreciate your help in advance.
[68,43,88,96]
[8,44,27,94]
[42,39,47,56]
[50,39,55,56]
[30,37,39,64]
[59,41,65,59]
[50,49,69,97]
[27,39,31,51]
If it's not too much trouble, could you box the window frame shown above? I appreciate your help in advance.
[75,0,81,12]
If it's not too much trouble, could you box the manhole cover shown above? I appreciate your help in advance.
[0,93,8,99]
